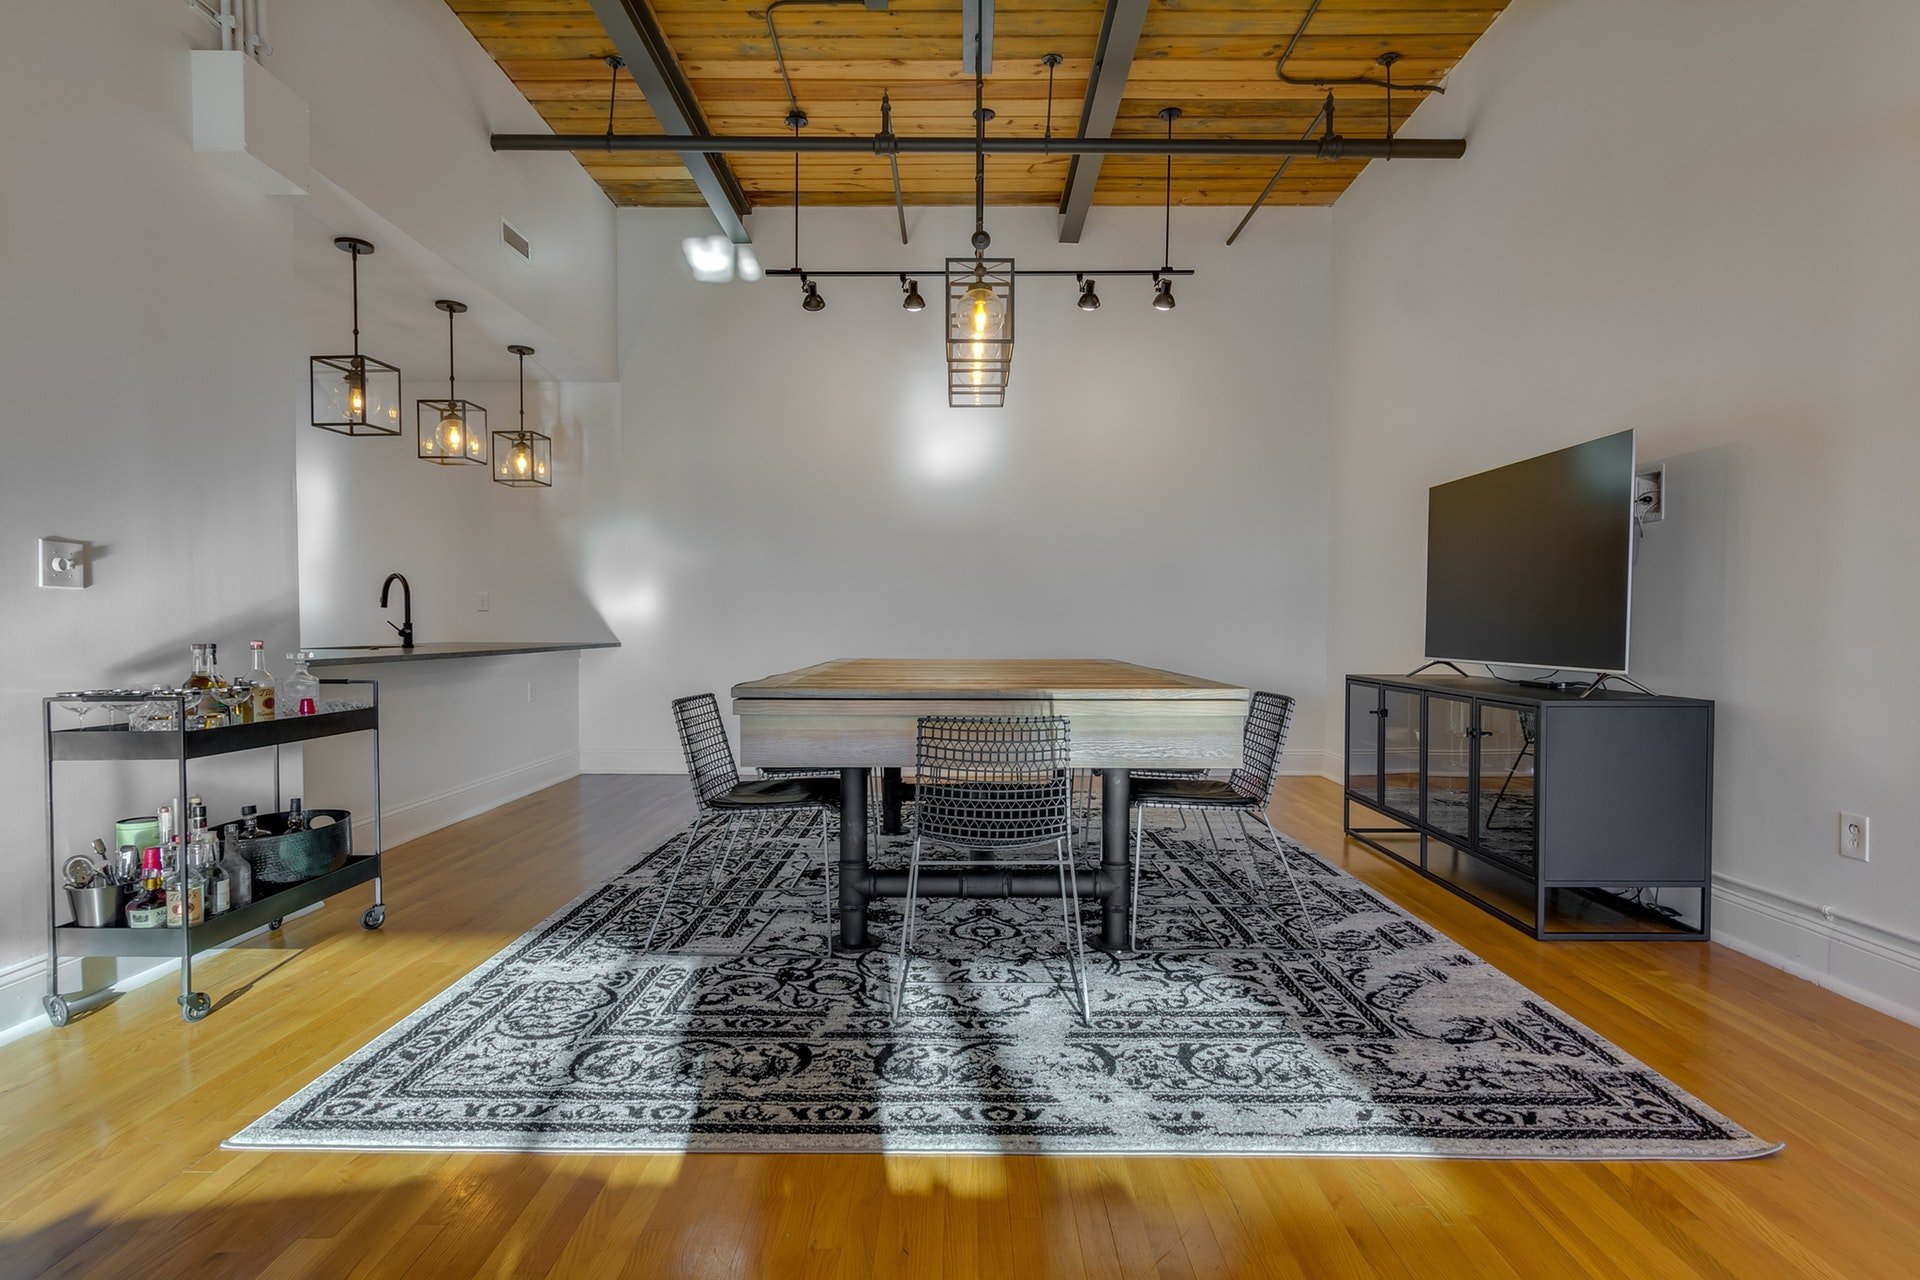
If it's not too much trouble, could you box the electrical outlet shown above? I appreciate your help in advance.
[38,537,87,589]
[526,680,536,704]
[477,591,491,612]
[1839,812,1869,862]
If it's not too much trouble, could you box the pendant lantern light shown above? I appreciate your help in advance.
[417,300,488,465]
[944,42,1013,408]
[311,237,402,435]
[492,345,552,488]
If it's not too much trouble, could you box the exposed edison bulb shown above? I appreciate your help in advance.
[343,369,367,418]
[436,409,465,455]
[960,283,1002,339]
[510,440,533,477]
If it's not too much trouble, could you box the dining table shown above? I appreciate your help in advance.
[731,658,1252,951]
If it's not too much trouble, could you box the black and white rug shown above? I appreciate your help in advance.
[229,810,1778,1159]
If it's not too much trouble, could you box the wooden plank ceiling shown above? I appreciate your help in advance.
[448,0,1507,210]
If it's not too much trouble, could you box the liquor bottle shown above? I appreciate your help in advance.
[165,836,204,928]
[238,804,263,841]
[283,652,320,717]
[185,643,225,729]
[247,642,276,722]
[190,802,229,916]
[285,798,306,833]
[126,848,167,929]
[156,804,175,850]
[219,822,253,908]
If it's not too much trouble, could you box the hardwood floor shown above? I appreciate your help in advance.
[3,773,1918,1279]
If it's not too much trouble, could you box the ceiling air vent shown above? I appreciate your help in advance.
[501,220,532,261]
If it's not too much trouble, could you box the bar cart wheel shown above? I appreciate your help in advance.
[179,992,212,1023]
[267,918,283,931]
[43,995,70,1028]
[361,904,386,930]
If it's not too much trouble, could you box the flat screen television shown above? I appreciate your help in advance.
[1424,429,1637,674]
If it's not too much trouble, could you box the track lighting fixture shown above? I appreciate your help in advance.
[1155,107,1181,314]
[1152,276,1176,311]
[801,277,825,311]
[900,275,925,312]
[1076,275,1101,311]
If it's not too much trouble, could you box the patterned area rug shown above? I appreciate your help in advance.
[229,810,1778,1159]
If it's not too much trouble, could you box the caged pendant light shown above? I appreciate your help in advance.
[492,344,552,488]
[944,37,1013,408]
[416,300,488,465]
[311,237,402,435]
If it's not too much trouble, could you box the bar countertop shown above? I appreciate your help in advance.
[303,641,619,668]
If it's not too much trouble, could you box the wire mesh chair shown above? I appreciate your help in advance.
[648,694,838,954]
[893,715,1089,1024]
[1127,691,1319,952]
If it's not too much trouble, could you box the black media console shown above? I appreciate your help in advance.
[1344,674,1713,941]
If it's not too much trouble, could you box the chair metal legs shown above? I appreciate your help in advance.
[893,835,1093,1026]
[643,815,702,952]
[1128,804,1322,954]
[1054,836,1092,1023]
[647,808,835,956]
[891,837,924,1018]
[1239,811,1322,952]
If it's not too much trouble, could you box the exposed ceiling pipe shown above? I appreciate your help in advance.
[1225,97,1328,246]
[1275,0,1444,95]
[491,132,1463,159]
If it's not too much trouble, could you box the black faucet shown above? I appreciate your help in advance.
[379,573,414,648]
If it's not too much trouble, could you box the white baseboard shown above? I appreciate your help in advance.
[1279,748,1343,780]
[351,750,581,850]
[580,746,685,775]
[1710,875,1920,1028]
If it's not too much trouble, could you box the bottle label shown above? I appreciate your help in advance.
[128,904,162,929]
[212,878,230,916]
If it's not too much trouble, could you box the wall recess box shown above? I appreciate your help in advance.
[190,50,311,195]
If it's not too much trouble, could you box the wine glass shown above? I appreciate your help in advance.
[56,692,98,735]
[212,680,251,726]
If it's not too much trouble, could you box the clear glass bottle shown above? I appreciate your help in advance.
[285,797,306,833]
[247,641,276,722]
[126,848,167,929]
[219,821,253,908]
[190,802,229,917]
[238,804,263,841]
[283,652,320,716]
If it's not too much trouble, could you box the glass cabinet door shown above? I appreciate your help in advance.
[1424,695,1475,843]
[1474,702,1538,872]
[1346,682,1382,803]
[1380,687,1423,821]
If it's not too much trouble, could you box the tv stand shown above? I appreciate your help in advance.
[1578,672,1659,698]
[1345,674,1713,941]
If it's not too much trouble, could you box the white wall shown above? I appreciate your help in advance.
[579,204,1334,775]
[0,0,616,1030]
[1328,0,1920,1019]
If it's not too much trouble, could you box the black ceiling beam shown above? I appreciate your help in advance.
[586,0,753,244]
[491,133,1466,159]
[1055,0,1149,244]
[962,0,994,75]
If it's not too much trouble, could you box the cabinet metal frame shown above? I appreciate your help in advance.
[42,679,384,1024]
[1342,675,1711,942]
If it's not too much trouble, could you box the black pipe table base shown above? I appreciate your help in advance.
[833,765,1134,954]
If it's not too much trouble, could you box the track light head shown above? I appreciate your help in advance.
[801,277,825,312]
[1151,276,1176,312]
[1076,276,1101,311]
[901,275,926,312]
